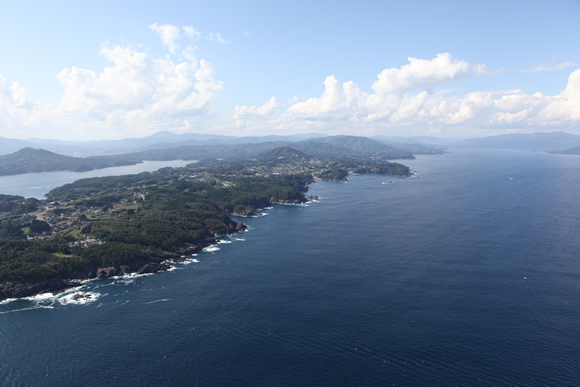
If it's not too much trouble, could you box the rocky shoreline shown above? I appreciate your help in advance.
[0,196,310,302]
[0,221,247,302]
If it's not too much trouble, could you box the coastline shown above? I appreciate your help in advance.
[0,223,247,302]
[0,172,401,302]
[0,200,309,302]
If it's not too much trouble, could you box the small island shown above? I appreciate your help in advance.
[0,148,411,300]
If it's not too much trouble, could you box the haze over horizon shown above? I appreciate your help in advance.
[1,0,578,141]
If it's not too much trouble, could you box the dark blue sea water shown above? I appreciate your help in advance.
[2,150,580,386]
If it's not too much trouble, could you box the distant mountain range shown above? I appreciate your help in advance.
[0,131,330,156]
[0,135,428,176]
[449,131,580,151]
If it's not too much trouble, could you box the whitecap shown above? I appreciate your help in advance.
[146,299,171,304]
[26,292,64,302]
[179,258,200,265]
[57,291,102,305]
[235,238,246,241]
[217,240,232,244]
[203,245,220,252]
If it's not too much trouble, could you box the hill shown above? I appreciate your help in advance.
[312,135,413,157]
[0,148,137,176]
[258,147,311,162]
[549,146,580,155]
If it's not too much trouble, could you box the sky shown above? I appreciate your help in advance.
[0,0,579,141]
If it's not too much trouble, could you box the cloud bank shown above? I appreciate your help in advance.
[279,53,580,133]
[1,47,579,140]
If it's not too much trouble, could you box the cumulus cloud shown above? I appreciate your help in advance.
[148,23,181,53]
[522,57,578,72]
[281,53,580,132]
[234,97,281,119]
[372,53,490,96]
[0,43,223,138]
[233,97,281,129]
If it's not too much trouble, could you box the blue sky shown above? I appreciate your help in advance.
[0,0,578,140]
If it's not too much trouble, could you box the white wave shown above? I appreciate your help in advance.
[217,240,232,244]
[235,238,246,241]
[0,298,19,305]
[256,212,269,217]
[146,298,171,304]
[203,245,220,252]
[0,305,54,314]
[57,291,102,305]
[27,292,64,302]
[179,258,200,265]
[109,271,154,284]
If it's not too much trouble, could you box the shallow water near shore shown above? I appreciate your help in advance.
[2,150,580,385]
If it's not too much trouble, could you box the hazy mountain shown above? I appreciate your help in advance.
[372,136,444,154]
[372,135,459,147]
[0,137,44,155]
[103,137,415,164]
[450,131,580,151]
[549,146,580,155]
[0,131,329,156]
[311,136,413,157]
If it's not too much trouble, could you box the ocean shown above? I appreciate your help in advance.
[2,150,580,385]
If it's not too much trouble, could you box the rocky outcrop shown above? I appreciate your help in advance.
[135,262,172,275]
[0,279,71,300]
[270,198,306,204]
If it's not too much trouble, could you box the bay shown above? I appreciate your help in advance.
[2,150,580,385]
[0,160,192,199]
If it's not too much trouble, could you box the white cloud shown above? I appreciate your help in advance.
[234,97,281,119]
[148,23,181,53]
[207,32,231,44]
[372,53,490,96]
[183,25,201,39]
[281,53,580,132]
[0,43,223,139]
[522,57,578,72]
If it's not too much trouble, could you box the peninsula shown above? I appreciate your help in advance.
[0,148,411,300]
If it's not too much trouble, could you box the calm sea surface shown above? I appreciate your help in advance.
[0,160,192,199]
[2,150,580,386]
